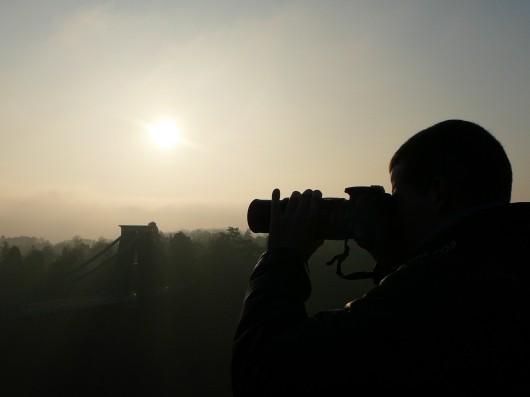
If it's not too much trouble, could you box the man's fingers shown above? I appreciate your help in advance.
[269,188,281,235]
[267,187,323,260]
[309,190,322,219]
[295,189,313,219]
[271,188,281,217]
[285,191,301,216]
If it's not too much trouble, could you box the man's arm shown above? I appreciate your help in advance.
[232,247,310,396]
[233,189,327,396]
[232,245,419,396]
[232,189,416,396]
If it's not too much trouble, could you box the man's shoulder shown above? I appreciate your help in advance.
[346,202,530,313]
[343,235,469,318]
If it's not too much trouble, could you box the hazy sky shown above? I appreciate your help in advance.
[1,1,529,241]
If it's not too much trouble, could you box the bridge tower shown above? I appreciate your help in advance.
[114,222,160,300]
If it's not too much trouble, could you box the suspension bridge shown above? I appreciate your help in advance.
[18,222,163,317]
[1,221,247,395]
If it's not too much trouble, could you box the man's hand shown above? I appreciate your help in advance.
[267,188,324,263]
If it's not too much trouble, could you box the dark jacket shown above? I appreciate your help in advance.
[232,203,530,396]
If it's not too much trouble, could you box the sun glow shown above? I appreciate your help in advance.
[147,119,180,150]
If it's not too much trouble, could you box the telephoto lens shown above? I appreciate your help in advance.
[247,186,390,241]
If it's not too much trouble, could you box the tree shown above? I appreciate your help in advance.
[0,241,9,263]
[166,231,197,288]
[2,246,22,274]
[0,245,23,299]
[22,248,47,298]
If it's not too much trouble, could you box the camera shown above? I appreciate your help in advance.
[247,186,396,243]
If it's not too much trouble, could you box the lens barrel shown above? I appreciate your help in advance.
[247,186,392,241]
[247,197,350,240]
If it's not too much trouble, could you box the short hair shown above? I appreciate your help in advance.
[389,119,512,205]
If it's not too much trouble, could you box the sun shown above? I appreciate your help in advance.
[147,119,180,150]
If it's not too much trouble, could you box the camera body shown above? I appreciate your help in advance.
[247,186,395,242]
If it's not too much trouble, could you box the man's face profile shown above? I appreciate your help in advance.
[390,163,441,256]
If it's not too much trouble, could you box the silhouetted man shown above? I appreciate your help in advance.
[232,120,530,395]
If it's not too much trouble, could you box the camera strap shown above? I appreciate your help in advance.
[326,239,375,281]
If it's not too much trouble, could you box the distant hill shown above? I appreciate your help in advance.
[0,236,52,255]
[0,235,102,256]
[1,230,267,256]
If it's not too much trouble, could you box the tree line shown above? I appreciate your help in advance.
[0,227,373,312]
[0,228,267,305]
[0,228,375,395]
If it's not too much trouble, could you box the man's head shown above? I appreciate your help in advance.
[389,119,512,256]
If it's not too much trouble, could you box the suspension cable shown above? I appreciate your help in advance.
[65,236,122,276]
[67,234,140,283]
